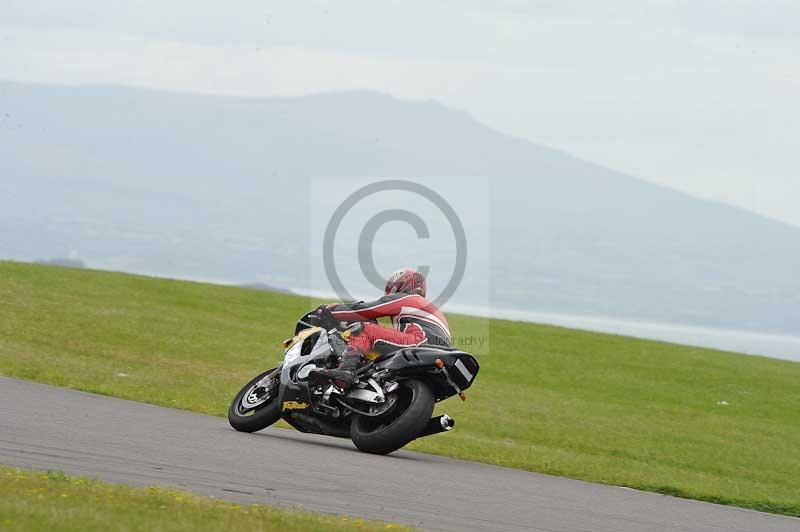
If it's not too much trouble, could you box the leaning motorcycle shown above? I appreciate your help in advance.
[228,308,480,454]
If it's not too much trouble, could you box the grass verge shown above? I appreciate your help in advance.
[1,261,799,517]
[0,467,407,531]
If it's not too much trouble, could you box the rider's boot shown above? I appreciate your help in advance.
[312,345,364,390]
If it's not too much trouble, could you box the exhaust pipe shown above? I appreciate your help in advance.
[418,415,455,438]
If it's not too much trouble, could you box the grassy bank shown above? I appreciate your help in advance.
[1,261,799,516]
[0,467,407,531]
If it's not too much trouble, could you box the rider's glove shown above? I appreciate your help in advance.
[314,304,339,331]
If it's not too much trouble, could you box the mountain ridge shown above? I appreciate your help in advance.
[2,80,798,334]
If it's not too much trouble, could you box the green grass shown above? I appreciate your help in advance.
[0,467,408,531]
[1,261,799,517]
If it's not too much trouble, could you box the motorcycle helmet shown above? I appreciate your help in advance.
[385,268,427,297]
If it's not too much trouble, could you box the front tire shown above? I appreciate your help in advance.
[228,369,281,433]
[350,379,434,455]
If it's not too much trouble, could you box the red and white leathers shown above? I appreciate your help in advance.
[329,293,452,353]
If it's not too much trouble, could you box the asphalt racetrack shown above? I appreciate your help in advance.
[1,377,797,531]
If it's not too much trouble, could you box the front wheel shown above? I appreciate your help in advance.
[350,379,434,455]
[228,368,281,433]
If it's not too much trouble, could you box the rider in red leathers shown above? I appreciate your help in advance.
[311,268,451,389]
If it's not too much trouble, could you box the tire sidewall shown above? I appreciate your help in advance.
[350,378,434,455]
[228,369,282,433]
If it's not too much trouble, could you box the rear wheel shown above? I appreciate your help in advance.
[228,368,281,433]
[350,379,434,455]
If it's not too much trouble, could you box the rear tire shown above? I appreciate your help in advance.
[350,379,434,455]
[228,369,281,433]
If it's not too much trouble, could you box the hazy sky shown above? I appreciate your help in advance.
[3,1,798,226]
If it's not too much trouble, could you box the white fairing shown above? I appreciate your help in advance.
[296,364,316,380]
[283,340,304,364]
[308,329,332,358]
[283,328,330,365]
[281,328,333,383]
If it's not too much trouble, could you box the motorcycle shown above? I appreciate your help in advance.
[228,308,480,454]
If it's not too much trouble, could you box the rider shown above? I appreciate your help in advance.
[311,268,451,389]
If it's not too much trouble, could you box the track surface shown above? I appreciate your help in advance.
[1,377,797,532]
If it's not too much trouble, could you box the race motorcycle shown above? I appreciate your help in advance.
[228,308,480,454]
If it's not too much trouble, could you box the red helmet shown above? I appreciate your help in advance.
[385,268,427,297]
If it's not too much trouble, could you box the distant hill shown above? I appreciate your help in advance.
[1,80,798,334]
[238,282,293,294]
[35,258,86,269]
